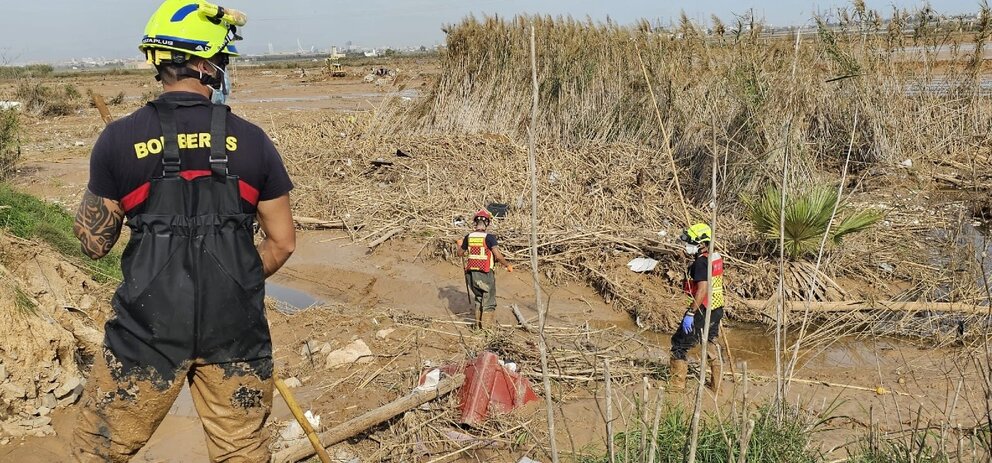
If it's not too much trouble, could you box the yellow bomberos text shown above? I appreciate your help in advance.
[134,134,238,158]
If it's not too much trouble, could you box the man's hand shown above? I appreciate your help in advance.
[256,194,296,278]
[505,264,513,273]
[73,189,124,259]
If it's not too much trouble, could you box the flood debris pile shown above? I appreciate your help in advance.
[276,9,992,336]
[266,306,666,461]
[0,232,109,441]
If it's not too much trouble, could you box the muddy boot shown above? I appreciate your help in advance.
[481,310,497,331]
[668,359,688,392]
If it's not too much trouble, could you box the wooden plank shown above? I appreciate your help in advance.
[293,216,346,229]
[739,299,990,314]
[90,91,113,125]
[274,378,331,463]
[367,227,403,250]
[272,374,465,463]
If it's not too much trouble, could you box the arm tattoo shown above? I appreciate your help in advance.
[73,190,124,259]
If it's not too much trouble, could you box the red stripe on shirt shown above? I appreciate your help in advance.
[120,170,261,212]
[238,180,259,206]
[121,182,151,213]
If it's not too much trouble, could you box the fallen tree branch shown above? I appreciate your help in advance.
[293,216,347,229]
[739,299,989,314]
[511,304,534,332]
[368,227,404,250]
[273,374,466,463]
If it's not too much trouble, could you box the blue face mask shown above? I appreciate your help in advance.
[208,62,231,105]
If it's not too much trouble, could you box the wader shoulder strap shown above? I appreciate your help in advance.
[148,100,182,178]
[208,104,229,177]
[147,99,228,178]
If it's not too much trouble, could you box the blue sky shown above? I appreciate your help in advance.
[0,0,980,63]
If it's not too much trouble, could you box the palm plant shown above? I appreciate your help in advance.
[747,184,882,260]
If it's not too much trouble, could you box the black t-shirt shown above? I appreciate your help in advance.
[87,92,293,216]
[461,233,498,250]
[689,254,709,283]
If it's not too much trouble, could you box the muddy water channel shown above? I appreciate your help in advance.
[266,275,924,386]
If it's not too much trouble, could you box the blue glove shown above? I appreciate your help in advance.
[681,313,694,334]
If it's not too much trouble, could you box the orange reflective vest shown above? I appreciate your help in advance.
[465,231,494,273]
[683,252,725,309]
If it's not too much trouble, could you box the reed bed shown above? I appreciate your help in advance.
[274,3,992,337]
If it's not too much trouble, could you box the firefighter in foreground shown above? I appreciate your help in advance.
[456,209,513,329]
[71,1,295,461]
[669,223,725,393]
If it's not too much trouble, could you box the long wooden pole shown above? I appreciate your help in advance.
[604,358,615,463]
[775,122,791,411]
[274,378,332,463]
[272,374,465,463]
[686,112,720,463]
[528,24,560,463]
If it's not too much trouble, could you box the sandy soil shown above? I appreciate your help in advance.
[1,63,989,462]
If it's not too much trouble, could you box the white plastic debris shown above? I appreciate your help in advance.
[504,362,518,372]
[324,339,373,369]
[0,101,22,111]
[279,410,320,441]
[518,457,541,463]
[415,368,441,392]
[657,230,668,238]
[899,159,913,168]
[627,257,659,273]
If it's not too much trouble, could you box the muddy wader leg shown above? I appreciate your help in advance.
[474,271,497,329]
[73,348,190,463]
[189,358,273,462]
[465,271,484,328]
[669,312,699,393]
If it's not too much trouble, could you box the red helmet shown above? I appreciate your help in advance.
[473,209,492,223]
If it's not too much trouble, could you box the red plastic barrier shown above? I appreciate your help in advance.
[421,351,539,426]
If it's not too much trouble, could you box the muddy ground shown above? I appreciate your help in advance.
[0,61,989,461]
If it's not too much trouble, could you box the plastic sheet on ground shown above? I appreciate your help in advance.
[626,257,659,273]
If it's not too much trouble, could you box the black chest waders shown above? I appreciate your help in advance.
[104,99,270,388]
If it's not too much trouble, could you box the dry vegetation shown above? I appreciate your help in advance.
[278,3,992,341]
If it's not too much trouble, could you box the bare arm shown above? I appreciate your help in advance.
[691,280,709,312]
[73,189,124,259]
[256,194,296,278]
[455,238,466,257]
[491,245,511,269]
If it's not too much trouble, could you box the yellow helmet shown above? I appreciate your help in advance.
[680,223,712,245]
[140,1,248,65]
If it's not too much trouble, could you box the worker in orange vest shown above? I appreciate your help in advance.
[456,209,513,329]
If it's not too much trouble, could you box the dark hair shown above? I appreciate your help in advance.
[154,63,184,85]
[154,56,221,85]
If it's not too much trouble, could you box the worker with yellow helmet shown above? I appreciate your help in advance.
[72,2,295,461]
[669,223,726,393]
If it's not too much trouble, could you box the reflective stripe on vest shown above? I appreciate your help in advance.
[465,231,493,272]
[683,252,725,309]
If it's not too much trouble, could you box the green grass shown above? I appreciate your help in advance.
[0,183,121,282]
[578,403,821,463]
[13,286,36,314]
